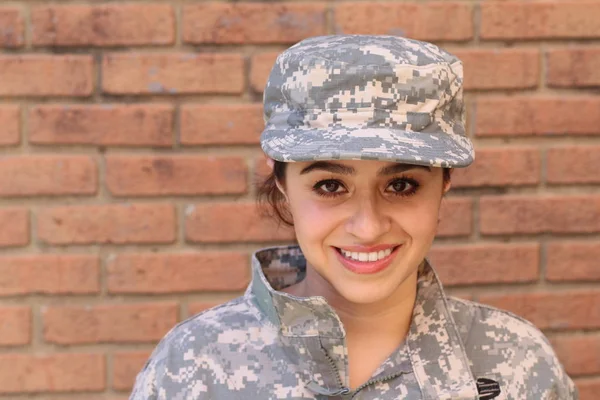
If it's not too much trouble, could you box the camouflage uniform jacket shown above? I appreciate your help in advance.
[130,245,577,400]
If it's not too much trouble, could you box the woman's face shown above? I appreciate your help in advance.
[281,159,449,305]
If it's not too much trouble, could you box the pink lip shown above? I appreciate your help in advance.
[333,245,401,275]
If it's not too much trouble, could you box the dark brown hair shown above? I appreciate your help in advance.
[256,161,451,227]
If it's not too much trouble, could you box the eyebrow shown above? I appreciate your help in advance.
[299,161,431,176]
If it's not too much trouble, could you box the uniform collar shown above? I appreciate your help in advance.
[248,245,479,399]
[249,245,345,338]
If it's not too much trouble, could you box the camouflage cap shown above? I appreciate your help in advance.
[260,35,474,168]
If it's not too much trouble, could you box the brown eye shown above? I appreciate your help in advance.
[391,181,410,192]
[313,179,346,197]
[322,181,341,193]
[386,178,419,196]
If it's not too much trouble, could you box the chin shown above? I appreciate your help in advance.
[333,282,398,305]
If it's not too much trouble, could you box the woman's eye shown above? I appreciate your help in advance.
[387,179,418,195]
[320,181,342,193]
[313,180,346,197]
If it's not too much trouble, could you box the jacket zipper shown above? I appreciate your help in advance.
[320,347,409,399]
[315,344,410,398]
[347,370,409,399]
[322,348,351,395]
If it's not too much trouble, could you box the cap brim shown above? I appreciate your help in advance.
[260,126,474,168]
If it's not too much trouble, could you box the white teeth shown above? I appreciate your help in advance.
[339,247,395,262]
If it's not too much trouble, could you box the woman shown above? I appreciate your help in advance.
[130,35,577,399]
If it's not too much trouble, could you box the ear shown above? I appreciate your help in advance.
[443,169,453,195]
[443,180,452,195]
[265,156,289,201]
[265,156,275,171]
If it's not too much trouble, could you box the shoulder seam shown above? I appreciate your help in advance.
[447,296,549,339]
[164,297,247,340]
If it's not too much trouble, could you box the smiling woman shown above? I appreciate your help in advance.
[130,35,577,400]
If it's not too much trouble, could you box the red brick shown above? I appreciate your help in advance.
[479,290,600,330]
[186,202,295,243]
[0,353,105,393]
[106,155,247,196]
[481,1,600,40]
[547,242,600,282]
[113,351,151,391]
[577,378,600,400]
[0,306,30,346]
[0,255,99,296]
[480,195,600,235]
[188,302,222,317]
[429,243,539,286]
[547,146,600,184]
[547,47,600,87]
[180,104,263,145]
[0,208,28,248]
[334,2,473,41]
[0,105,19,146]
[183,2,326,44]
[43,303,178,344]
[102,53,244,95]
[452,147,540,188]
[38,204,176,245]
[107,252,250,293]
[29,104,174,147]
[0,7,24,48]
[475,96,600,137]
[32,4,174,47]
[437,198,472,237]
[0,155,97,197]
[455,48,540,90]
[0,55,93,97]
[550,334,600,376]
[250,52,279,93]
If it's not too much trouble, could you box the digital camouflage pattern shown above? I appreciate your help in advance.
[260,35,474,168]
[130,245,577,400]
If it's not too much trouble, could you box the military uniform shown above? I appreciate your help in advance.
[130,245,577,399]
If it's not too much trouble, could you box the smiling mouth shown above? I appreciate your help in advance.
[334,246,401,262]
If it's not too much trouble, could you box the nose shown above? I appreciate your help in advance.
[344,194,391,242]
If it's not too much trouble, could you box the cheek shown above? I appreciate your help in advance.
[391,198,441,239]
[288,196,339,244]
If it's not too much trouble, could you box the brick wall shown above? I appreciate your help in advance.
[0,0,599,398]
